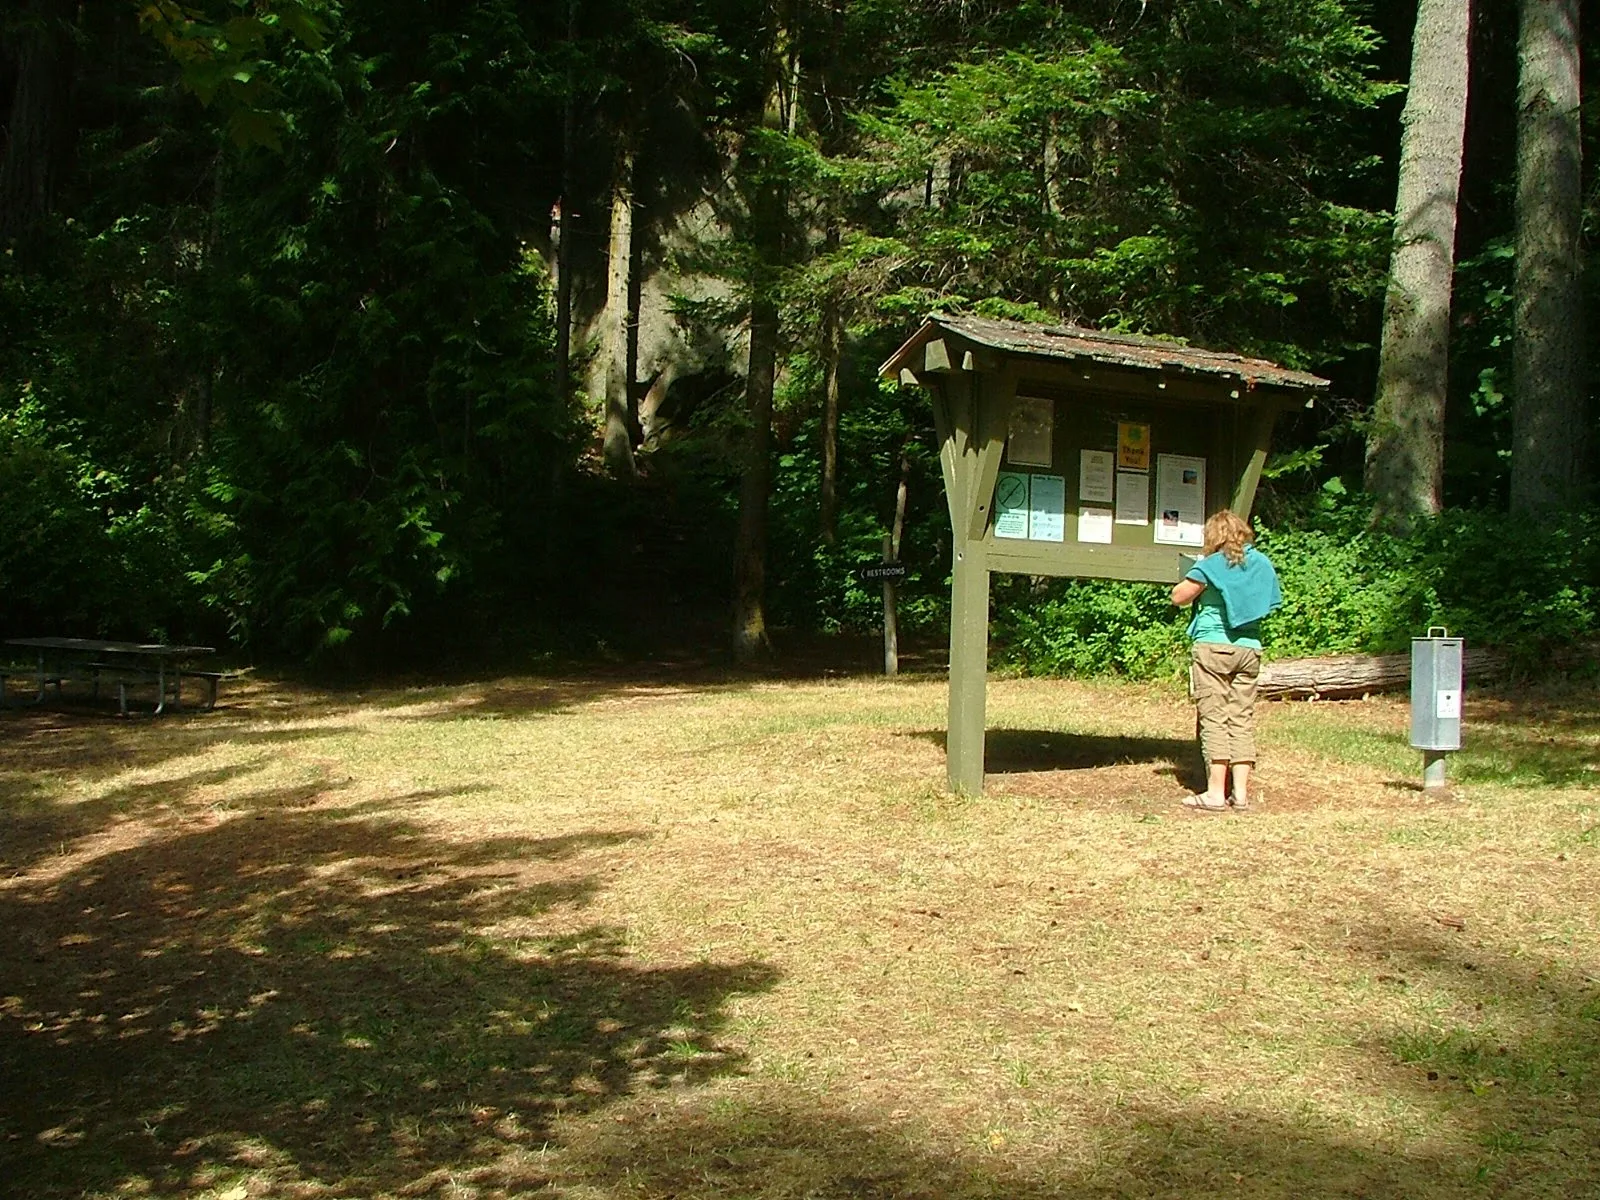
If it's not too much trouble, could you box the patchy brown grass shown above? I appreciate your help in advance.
[1,669,1596,1199]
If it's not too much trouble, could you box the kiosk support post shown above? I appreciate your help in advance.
[948,544,989,794]
[1230,406,1280,519]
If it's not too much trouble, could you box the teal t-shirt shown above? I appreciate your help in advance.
[1185,569,1263,649]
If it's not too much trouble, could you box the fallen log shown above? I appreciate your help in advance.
[1258,642,1598,701]
[1258,651,1411,700]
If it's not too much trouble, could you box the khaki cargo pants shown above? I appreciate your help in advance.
[1190,643,1262,764]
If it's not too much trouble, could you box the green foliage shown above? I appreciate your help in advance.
[4,0,1591,669]
[139,0,334,148]
[183,1,576,657]
[0,397,193,639]
[838,1,1396,361]
[992,577,1188,680]
[2,0,579,659]
[766,374,947,636]
[1258,503,1600,660]
[995,501,1600,680]
[1446,238,1517,507]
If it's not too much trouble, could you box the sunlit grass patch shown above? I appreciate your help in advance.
[0,671,1597,1198]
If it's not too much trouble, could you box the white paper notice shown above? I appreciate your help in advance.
[1153,454,1206,547]
[1079,449,1115,504]
[1436,689,1462,719]
[1077,506,1113,544]
[994,471,1030,539]
[1115,471,1149,525]
[1029,475,1066,542]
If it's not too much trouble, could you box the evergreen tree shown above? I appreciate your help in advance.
[1365,0,1473,527]
[1510,0,1585,511]
[732,3,796,663]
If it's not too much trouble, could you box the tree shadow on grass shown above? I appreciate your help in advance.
[1451,724,1600,788]
[0,667,707,877]
[0,729,383,878]
[0,703,354,775]
[1351,919,1600,1188]
[1470,682,1600,735]
[912,728,1198,783]
[565,1092,1466,1199]
[0,798,779,1199]
[563,911,1600,1199]
[1367,721,1600,790]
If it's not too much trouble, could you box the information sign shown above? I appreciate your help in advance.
[1028,475,1067,542]
[1115,470,1150,525]
[1079,449,1115,503]
[858,563,910,583]
[1077,507,1114,543]
[994,472,1031,539]
[1117,422,1151,470]
[1153,454,1206,547]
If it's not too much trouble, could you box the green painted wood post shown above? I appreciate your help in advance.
[947,539,990,794]
[1230,405,1281,519]
[943,368,1013,795]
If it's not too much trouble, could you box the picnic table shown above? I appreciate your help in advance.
[2,637,222,715]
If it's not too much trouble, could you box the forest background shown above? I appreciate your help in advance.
[1,0,1596,676]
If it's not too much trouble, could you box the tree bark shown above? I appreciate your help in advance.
[1511,0,1585,512]
[1257,641,1598,700]
[1364,0,1471,527]
[817,4,846,547]
[734,291,779,660]
[732,6,792,663]
[0,1,74,242]
[601,137,637,478]
[554,0,577,406]
[819,289,842,544]
[627,214,643,446]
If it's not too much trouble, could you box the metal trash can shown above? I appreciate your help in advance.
[1410,627,1463,789]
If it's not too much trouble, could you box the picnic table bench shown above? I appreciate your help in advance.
[2,637,227,715]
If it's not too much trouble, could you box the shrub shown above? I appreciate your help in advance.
[992,502,1600,679]
[992,576,1188,680]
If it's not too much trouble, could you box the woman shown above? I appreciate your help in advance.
[1169,509,1281,812]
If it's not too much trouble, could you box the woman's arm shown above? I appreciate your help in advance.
[1171,578,1205,606]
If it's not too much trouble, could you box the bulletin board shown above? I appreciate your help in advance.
[979,386,1248,583]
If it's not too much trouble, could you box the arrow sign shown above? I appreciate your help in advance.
[858,562,909,583]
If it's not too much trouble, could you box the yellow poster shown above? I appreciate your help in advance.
[1117,422,1151,471]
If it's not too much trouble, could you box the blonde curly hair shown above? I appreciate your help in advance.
[1202,509,1254,566]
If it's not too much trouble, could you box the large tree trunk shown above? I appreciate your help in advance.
[627,217,643,448]
[554,0,577,407]
[1511,0,1585,512]
[732,7,792,663]
[819,289,841,544]
[0,1,75,242]
[601,138,637,478]
[1364,0,1471,528]
[816,3,847,547]
[734,292,779,659]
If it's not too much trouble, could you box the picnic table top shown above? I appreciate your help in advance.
[6,637,216,658]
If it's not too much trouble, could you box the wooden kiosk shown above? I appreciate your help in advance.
[880,314,1329,794]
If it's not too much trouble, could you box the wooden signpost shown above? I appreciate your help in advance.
[880,314,1330,794]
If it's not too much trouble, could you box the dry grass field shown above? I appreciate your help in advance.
[1,665,1596,1199]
